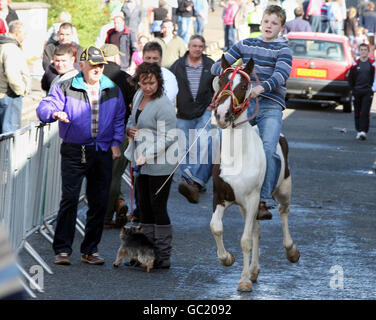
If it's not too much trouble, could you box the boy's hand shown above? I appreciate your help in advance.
[251,85,265,98]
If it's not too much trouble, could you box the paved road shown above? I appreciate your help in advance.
[19,103,376,300]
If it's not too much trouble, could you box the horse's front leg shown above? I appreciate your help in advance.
[250,220,261,282]
[274,176,300,263]
[240,204,260,283]
[210,203,235,267]
[238,195,259,292]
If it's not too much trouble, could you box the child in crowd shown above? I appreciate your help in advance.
[348,43,375,141]
[222,0,239,51]
[129,34,150,74]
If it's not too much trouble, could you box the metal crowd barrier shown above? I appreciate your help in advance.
[0,121,86,298]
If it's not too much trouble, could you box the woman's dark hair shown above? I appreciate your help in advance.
[131,62,164,99]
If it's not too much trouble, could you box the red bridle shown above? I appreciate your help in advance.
[210,66,260,127]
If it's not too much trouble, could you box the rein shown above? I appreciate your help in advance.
[210,66,261,128]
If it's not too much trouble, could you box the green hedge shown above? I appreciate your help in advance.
[14,0,110,48]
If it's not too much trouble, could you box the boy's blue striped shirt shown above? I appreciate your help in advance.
[211,36,293,109]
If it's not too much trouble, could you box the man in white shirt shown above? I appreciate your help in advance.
[142,41,178,104]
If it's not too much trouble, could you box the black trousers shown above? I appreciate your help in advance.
[104,137,129,223]
[353,92,373,133]
[135,174,172,225]
[53,142,112,255]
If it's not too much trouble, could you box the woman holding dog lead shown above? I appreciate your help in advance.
[125,62,177,269]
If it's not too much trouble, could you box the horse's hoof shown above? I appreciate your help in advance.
[238,281,252,292]
[250,270,260,283]
[220,252,235,266]
[286,245,300,263]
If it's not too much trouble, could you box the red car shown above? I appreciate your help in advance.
[285,32,354,112]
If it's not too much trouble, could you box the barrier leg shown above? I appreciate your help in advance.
[39,227,53,244]
[43,221,55,237]
[76,217,85,231]
[75,219,85,237]
[23,241,53,275]
[19,278,37,299]
[17,264,44,294]
[122,172,132,187]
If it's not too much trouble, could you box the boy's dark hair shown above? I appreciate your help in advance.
[263,5,287,26]
[132,62,164,99]
[359,43,370,51]
[53,43,77,62]
[59,22,73,32]
[54,43,75,56]
[143,41,163,57]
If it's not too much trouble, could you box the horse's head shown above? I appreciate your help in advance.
[212,55,254,129]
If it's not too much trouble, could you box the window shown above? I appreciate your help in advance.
[288,39,344,61]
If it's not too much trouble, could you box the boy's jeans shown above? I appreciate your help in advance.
[177,109,217,187]
[248,97,282,201]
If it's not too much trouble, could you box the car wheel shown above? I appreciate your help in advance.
[342,101,352,113]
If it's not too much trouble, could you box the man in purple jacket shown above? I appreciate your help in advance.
[283,7,312,34]
[36,46,126,266]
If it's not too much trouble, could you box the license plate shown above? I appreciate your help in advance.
[296,68,327,78]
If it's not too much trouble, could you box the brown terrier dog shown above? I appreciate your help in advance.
[113,225,155,272]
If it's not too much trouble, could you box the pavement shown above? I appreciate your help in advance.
[21,9,225,128]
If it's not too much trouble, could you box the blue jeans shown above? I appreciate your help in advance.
[0,94,23,134]
[194,16,205,35]
[177,109,216,187]
[177,16,193,45]
[224,24,236,51]
[247,98,282,201]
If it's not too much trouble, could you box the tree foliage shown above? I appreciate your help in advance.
[14,0,110,48]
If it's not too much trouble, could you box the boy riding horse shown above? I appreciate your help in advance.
[211,5,292,220]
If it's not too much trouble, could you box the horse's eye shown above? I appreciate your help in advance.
[241,85,247,90]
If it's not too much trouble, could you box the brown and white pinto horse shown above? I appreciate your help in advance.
[210,56,300,292]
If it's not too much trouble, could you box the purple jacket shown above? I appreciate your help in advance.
[36,72,126,151]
